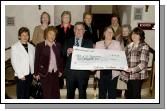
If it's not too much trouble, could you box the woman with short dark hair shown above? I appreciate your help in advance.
[120,27,150,99]
[11,27,35,99]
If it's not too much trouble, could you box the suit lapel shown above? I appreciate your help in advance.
[52,44,61,68]
[81,38,85,47]
[52,44,58,57]
[70,37,75,47]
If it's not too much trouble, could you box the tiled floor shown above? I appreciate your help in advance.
[5,59,155,99]
[5,78,155,99]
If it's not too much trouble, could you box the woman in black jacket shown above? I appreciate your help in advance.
[55,11,74,89]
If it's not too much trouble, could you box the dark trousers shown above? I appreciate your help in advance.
[98,70,118,99]
[66,70,89,99]
[16,74,32,99]
[40,71,60,99]
[127,80,143,99]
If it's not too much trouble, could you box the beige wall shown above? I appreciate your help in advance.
[130,5,155,67]
[5,5,54,60]
[5,5,85,60]
[92,5,112,14]
[121,5,132,25]
[5,5,54,47]
[130,5,155,49]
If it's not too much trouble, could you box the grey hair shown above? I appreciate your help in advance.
[122,24,131,32]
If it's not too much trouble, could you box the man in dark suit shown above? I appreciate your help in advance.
[83,12,99,97]
[64,22,93,99]
[83,12,99,48]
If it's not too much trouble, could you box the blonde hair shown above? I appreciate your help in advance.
[61,11,71,23]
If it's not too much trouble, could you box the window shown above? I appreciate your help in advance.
[6,17,15,26]
[134,8,143,20]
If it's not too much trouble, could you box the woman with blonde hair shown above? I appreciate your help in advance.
[55,11,75,89]
[32,12,51,46]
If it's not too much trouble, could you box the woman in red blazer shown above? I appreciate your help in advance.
[34,26,63,99]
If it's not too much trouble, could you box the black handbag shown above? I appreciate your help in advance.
[30,79,43,99]
[59,76,64,89]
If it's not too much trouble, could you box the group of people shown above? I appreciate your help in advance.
[11,11,150,99]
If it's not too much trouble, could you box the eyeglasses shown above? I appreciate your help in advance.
[75,29,85,31]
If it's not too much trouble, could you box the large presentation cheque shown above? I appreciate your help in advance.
[71,46,128,70]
